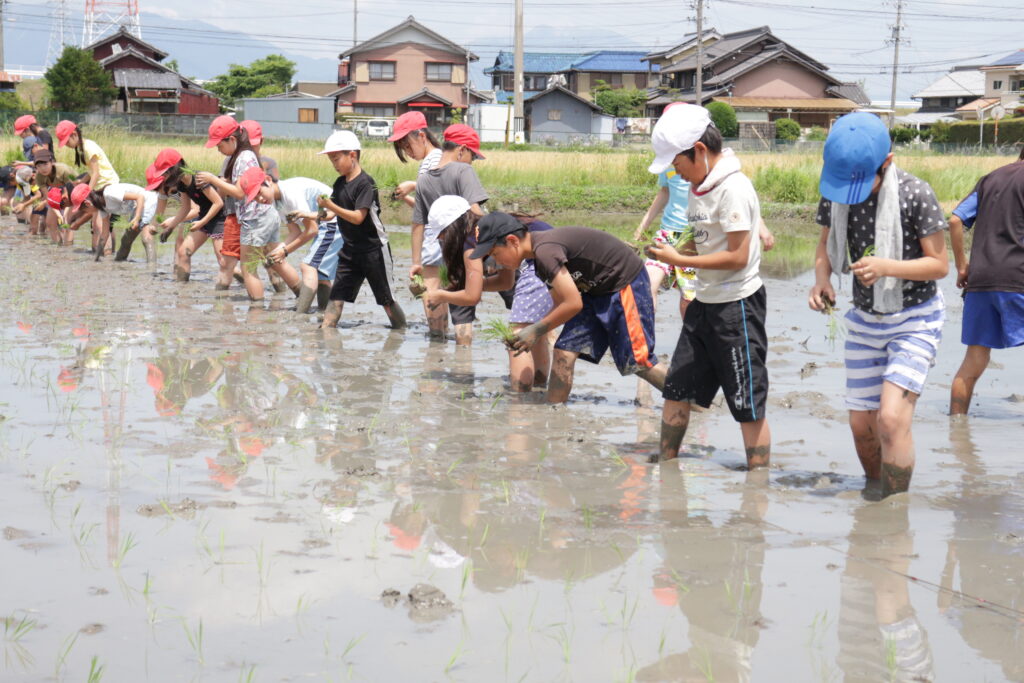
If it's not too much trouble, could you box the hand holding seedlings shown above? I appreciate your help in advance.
[482,318,517,349]
[408,273,426,298]
[850,252,886,287]
[423,289,445,310]
[509,322,546,355]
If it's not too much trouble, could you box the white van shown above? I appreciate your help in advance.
[366,119,391,138]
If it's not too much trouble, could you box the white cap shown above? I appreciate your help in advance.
[318,130,361,154]
[427,195,471,234]
[15,166,33,182]
[648,103,712,174]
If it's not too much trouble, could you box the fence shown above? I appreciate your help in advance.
[1,110,218,137]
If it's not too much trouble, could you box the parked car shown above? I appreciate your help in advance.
[365,119,391,138]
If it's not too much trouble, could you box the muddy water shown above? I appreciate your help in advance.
[1,220,1023,682]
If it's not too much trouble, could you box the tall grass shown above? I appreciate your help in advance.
[1,128,1010,209]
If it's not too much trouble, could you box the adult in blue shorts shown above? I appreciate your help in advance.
[949,146,1024,414]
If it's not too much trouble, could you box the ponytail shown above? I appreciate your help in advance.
[224,129,254,181]
[438,210,479,291]
[72,125,87,167]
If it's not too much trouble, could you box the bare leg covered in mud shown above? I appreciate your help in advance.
[320,299,405,330]
[655,399,770,468]
[508,324,552,392]
[850,381,919,497]
[420,265,449,339]
[949,345,991,415]
[547,349,664,404]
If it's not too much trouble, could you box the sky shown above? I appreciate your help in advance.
[5,0,1024,101]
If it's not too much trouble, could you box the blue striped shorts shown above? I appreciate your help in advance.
[844,291,945,411]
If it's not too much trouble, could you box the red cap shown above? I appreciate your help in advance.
[443,124,485,159]
[47,187,63,210]
[145,164,166,191]
[14,115,36,135]
[388,111,428,142]
[70,183,91,212]
[57,367,78,393]
[240,120,263,146]
[386,523,422,551]
[152,148,182,175]
[238,166,268,203]
[205,115,239,148]
[55,120,77,147]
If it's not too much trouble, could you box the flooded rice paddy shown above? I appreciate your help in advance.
[1,218,1022,682]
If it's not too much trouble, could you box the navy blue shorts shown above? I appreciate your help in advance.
[962,291,1024,349]
[554,269,658,376]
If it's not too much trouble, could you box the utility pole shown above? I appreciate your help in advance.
[0,0,6,72]
[513,0,524,143]
[353,0,358,46]
[887,0,905,129]
[694,0,704,105]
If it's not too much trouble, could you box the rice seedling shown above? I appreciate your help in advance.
[243,248,271,274]
[861,245,876,258]
[821,294,844,347]
[460,560,473,599]
[2,614,36,642]
[181,617,204,665]
[112,531,138,569]
[87,655,105,682]
[237,664,257,683]
[53,632,78,680]
[444,639,468,674]
[481,318,517,347]
[438,263,450,288]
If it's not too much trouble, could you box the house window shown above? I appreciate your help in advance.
[527,75,549,90]
[592,72,622,88]
[354,104,395,117]
[298,108,319,123]
[993,79,1003,91]
[548,109,562,121]
[425,62,453,82]
[369,61,396,81]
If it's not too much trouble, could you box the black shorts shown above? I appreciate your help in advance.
[330,245,396,306]
[663,286,769,422]
[450,304,476,325]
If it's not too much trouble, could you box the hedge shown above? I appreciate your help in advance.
[947,117,1024,144]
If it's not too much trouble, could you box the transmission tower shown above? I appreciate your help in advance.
[45,0,70,66]
[82,0,141,47]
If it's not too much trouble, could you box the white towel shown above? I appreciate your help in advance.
[827,164,903,313]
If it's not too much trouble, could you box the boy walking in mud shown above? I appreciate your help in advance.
[316,131,405,330]
[948,146,1024,414]
[808,112,948,497]
[644,104,771,469]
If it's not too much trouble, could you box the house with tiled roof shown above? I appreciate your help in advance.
[334,16,488,127]
[484,50,658,103]
[643,26,864,128]
[981,49,1024,108]
[906,66,983,126]
[86,27,219,115]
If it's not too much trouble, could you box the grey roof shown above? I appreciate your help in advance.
[85,27,168,60]
[397,87,452,106]
[912,69,985,99]
[340,16,477,61]
[526,85,603,112]
[100,47,167,71]
[643,29,723,62]
[646,86,728,106]
[661,26,828,75]
[704,44,841,87]
[827,82,872,106]
[113,69,183,90]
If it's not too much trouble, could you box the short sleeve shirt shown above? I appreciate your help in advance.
[229,150,274,224]
[103,183,151,217]
[658,169,690,232]
[952,191,978,230]
[963,160,1024,293]
[412,162,489,226]
[37,163,75,188]
[260,155,280,181]
[35,130,54,156]
[531,226,644,296]
[277,177,331,216]
[418,148,442,175]
[82,139,120,189]
[816,167,946,313]
[331,171,386,253]
[174,177,222,224]
[22,135,38,161]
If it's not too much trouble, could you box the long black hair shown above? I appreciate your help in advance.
[86,189,107,211]
[438,210,479,291]
[393,128,440,163]
[70,124,87,167]
[223,128,254,181]
[161,160,193,194]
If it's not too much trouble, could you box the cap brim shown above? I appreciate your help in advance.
[204,137,222,148]
[819,166,873,205]
[146,178,165,191]
[469,240,497,260]
[386,130,408,142]
[647,152,675,175]
[57,136,71,148]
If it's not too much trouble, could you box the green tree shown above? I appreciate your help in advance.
[775,117,800,141]
[592,80,647,117]
[45,46,119,111]
[705,101,738,137]
[164,58,180,73]
[206,54,297,108]
[0,92,27,112]
[929,120,952,143]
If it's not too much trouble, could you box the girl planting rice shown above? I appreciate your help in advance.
[55,121,119,256]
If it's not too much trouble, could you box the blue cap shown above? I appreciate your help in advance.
[819,112,891,205]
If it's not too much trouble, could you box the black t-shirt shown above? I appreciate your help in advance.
[178,177,223,224]
[35,130,55,156]
[816,168,947,313]
[966,160,1024,293]
[531,226,644,296]
[332,171,386,253]
[0,165,14,188]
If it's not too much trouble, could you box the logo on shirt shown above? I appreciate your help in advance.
[570,270,597,293]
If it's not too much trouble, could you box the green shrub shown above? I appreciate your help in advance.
[753,165,819,204]
[947,117,1024,144]
[706,101,738,138]
[917,127,932,142]
[806,126,828,141]
[775,118,800,141]
[929,120,953,143]
[891,126,918,144]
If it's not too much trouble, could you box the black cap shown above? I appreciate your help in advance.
[469,212,524,259]
[33,150,54,164]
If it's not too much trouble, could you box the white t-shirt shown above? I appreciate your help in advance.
[687,154,762,304]
[276,177,331,217]
[102,183,156,218]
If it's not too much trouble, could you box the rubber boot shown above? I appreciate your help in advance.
[316,283,332,311]
[115,229,138,261]
[295,284,316,314]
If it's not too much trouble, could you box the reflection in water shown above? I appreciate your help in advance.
[637,466,768,682]
[937,419,1024,680]
[837,501,934,682]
